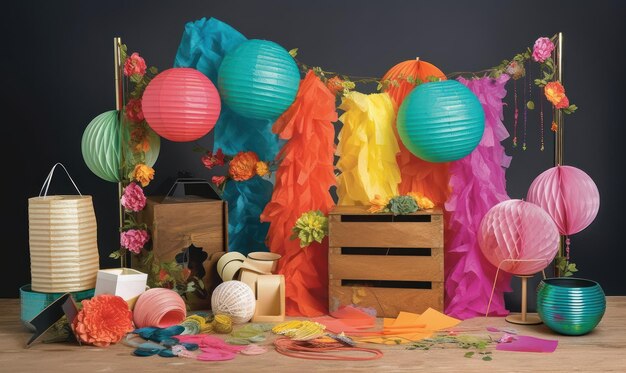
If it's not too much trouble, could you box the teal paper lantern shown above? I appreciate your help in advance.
[218,39,300,120]
[81,110,160,182]
[397,80,485,163]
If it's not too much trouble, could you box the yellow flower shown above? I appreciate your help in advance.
[368,194,390,213]
[255,161,269,177]
[132,163,154,187]
[408,192,435,209]
[229,151,259,181]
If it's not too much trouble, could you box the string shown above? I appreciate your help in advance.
[273,338,383,361]
[522,61,530,151]
[485,258,551,318]
[39,162,83,197]
[513,80,518,147]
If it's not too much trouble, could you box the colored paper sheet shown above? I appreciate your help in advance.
[496,335,558,353]
[415,307,462,331]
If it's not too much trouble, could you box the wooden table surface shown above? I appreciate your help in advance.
[1,297,625,372]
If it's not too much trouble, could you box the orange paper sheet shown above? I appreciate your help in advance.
[357,308,460,345]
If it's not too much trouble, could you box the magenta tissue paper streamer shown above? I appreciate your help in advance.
[444,75,512,319]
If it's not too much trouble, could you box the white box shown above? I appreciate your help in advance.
[94,268,148,309]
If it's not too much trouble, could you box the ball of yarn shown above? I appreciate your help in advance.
[133,288,187,328]
[212,314,233,334]
[211,281,256,324]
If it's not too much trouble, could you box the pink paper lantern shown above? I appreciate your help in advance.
[527,165,600,236]
[478,199,560,275]
[142,67,221,142]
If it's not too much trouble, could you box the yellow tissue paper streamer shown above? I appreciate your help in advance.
[336,92,400,205]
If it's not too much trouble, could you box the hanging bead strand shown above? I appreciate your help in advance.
[513,80,518,147]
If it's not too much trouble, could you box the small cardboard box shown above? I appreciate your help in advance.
[94,268,148,309]
[134,179,228,310]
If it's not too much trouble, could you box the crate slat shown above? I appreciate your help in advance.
[329,248,443,282]
[329,218,443,248]
[329,280,444,315]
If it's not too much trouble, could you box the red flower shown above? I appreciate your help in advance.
[123,52,147,77]
[72,295,133,347]
[159,269,168,282]
[201,149,225,170]
[125,99,144,123]
[212,176,226,186]
[556,95,569,109]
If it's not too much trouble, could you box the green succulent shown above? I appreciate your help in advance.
[388,195,419,215]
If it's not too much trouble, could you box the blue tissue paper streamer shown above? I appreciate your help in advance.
[174,17,284,253]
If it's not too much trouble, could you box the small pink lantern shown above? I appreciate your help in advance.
[142,67,221,142]
[478,199,560,276]
[527,165,600,236]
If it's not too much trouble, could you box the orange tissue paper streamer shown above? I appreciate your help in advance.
[260,71,337,317]
[382,59,450,206]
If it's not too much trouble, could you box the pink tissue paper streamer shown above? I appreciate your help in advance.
[444,75,512,319]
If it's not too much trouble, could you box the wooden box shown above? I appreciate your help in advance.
[134,196,228,310]
[328,205,444,318]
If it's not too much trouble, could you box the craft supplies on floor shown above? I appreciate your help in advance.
[274,337,383,361]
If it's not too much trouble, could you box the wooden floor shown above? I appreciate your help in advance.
[1,297,625,372]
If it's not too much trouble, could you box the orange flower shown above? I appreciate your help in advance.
[159,269,168,282]
[72,294,133,347]
[407,192,435,209]
[368,194,390,213]
[544,82,567,107]
[326,76,344,96]
[130,126,150,153]
[229,151,259,181]
[132,163,155,187]
[255,161,270,177]
[551,122,558,132]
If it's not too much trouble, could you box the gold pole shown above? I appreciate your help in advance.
[114,37,127,268]
[554,32,565,276]
[505,275,542,325]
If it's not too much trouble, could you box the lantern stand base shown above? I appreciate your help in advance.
[505,275,543,325]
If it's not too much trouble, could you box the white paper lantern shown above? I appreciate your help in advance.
[211,280,255,323]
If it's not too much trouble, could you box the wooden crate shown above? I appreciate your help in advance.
[134,196,228,310]
[328,205,444,317]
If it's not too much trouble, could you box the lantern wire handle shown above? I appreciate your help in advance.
[485,258,550,320]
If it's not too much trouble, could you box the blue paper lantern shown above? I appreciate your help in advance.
[218,39,300,120]
[397,80,485,163]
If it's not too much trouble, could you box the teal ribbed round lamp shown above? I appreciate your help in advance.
[397,80,485,163]
[218,39,300,120]
[81,110,160,183]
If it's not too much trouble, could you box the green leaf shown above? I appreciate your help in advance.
[464,352,475,358]
[149,66,158,74]
[526,101,535,110]
[482,355,493,361]
[376,82,383,91]
[109,250,122,259]
[288,48,298,58]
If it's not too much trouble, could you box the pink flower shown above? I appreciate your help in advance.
[211,176,226,186]
[532,37,555,63]
[120,182,146,212]
[125,99,144,123]
[123,52,147,77]
[120,229,149,254]
[201,149,225,170]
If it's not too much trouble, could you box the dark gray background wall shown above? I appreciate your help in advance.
[5,1,625,312]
